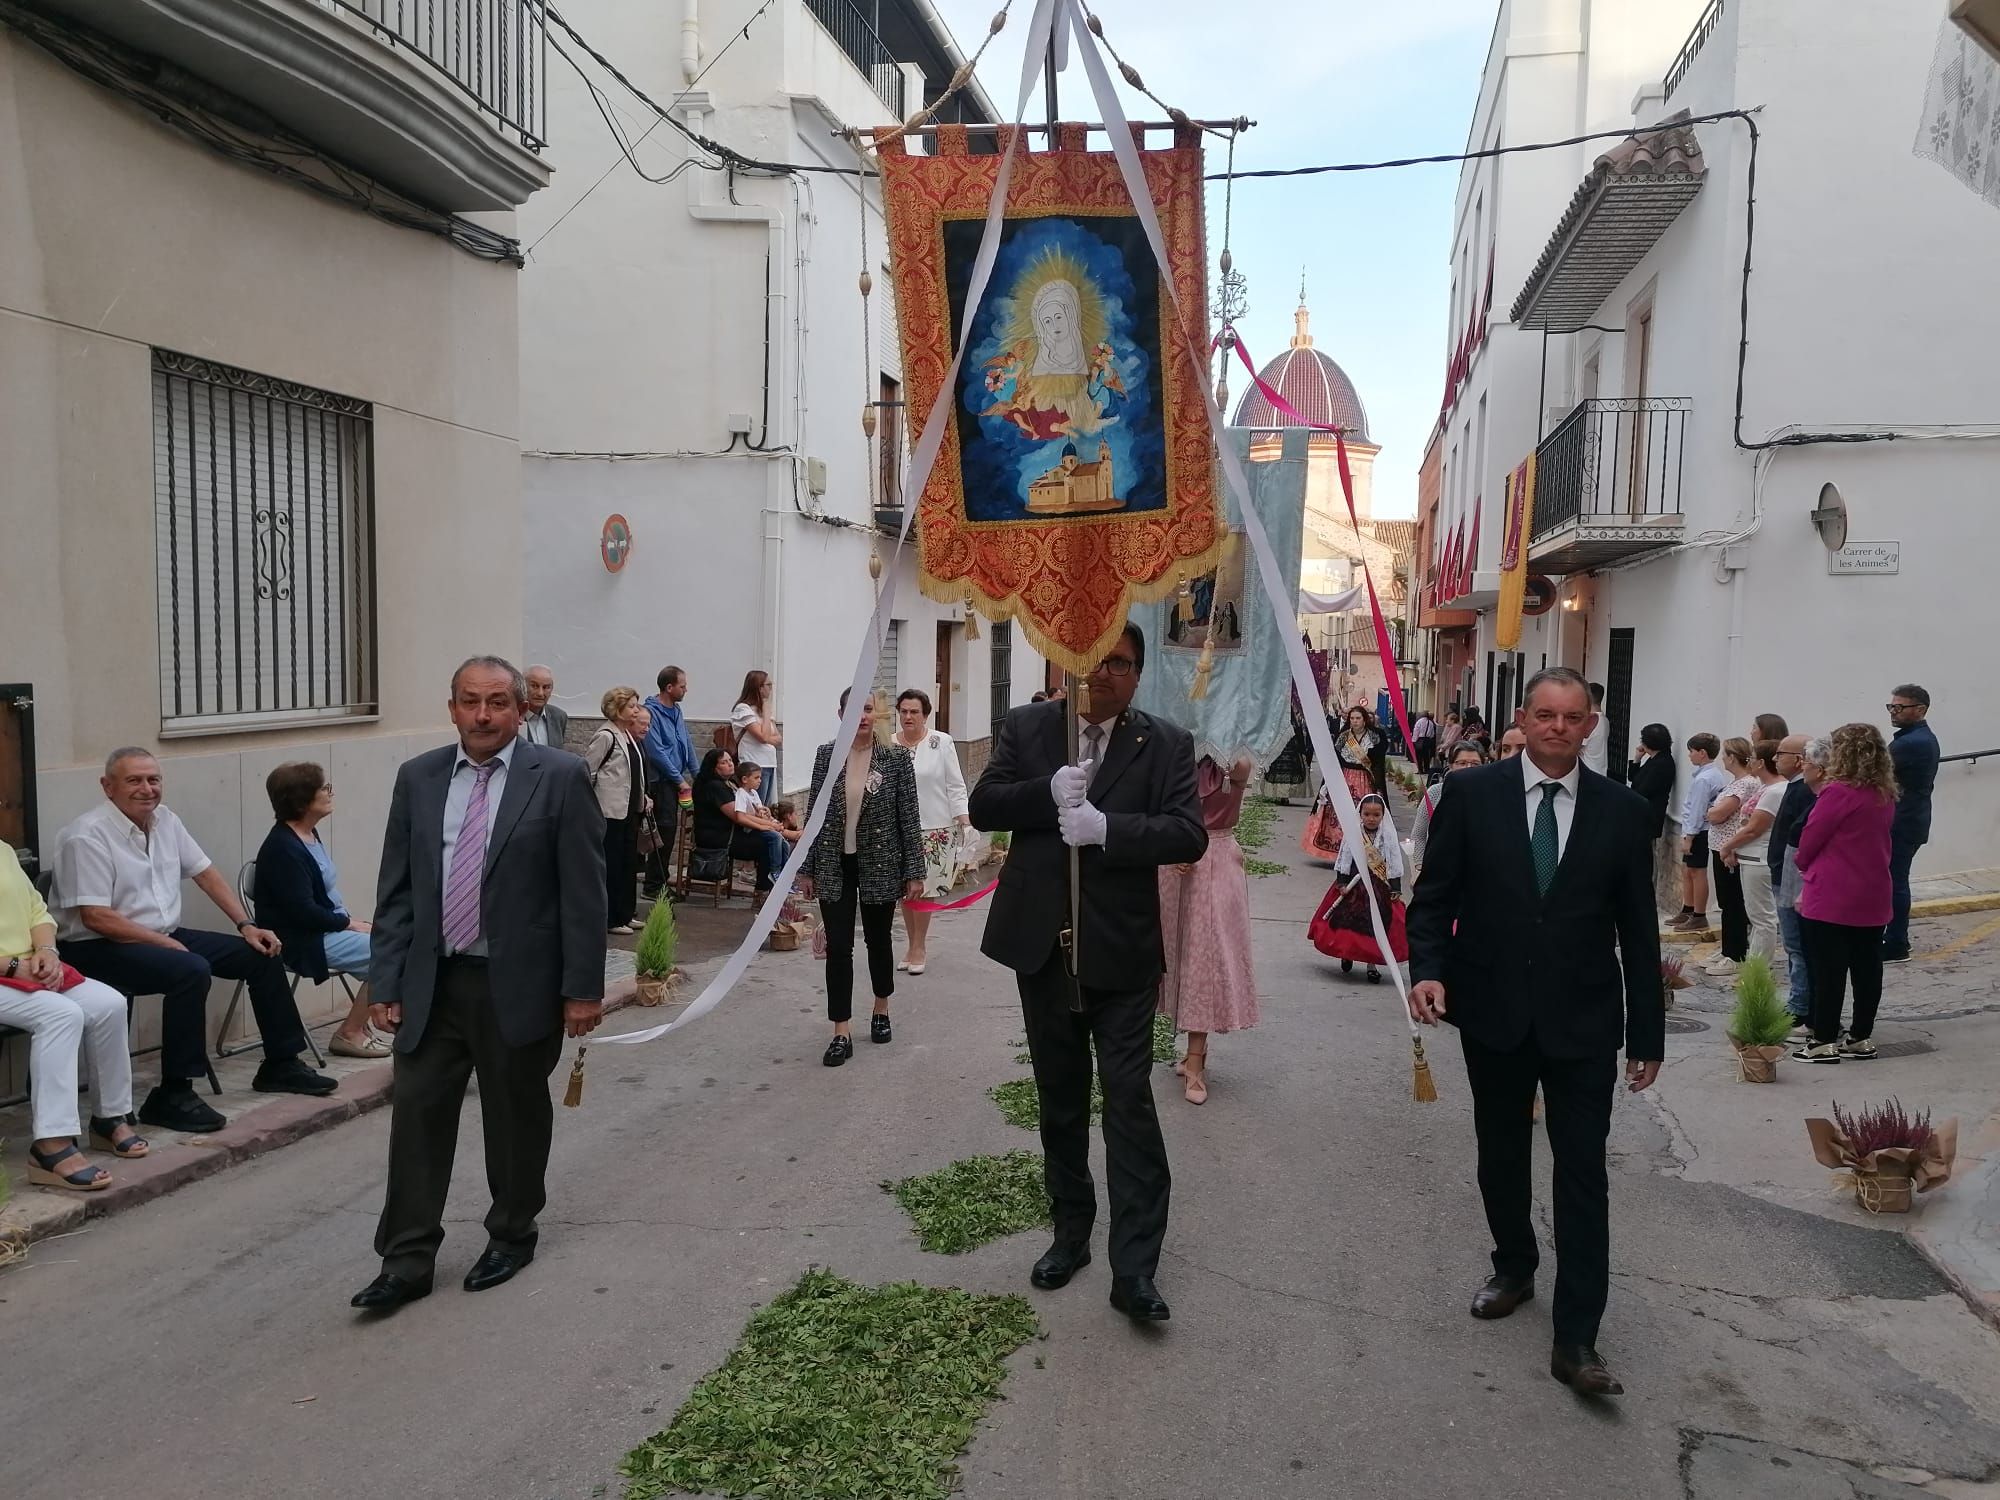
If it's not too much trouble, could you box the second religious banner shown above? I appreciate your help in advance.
[877,122,1223,675]
[1494,452,1538,651]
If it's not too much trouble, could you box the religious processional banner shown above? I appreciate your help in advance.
[876,122,1224,676]
[1494,453,1537,651]
[1131,427,1308,767]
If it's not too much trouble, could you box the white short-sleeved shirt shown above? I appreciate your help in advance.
[730,702,779,770]
[52,800,212,942]
[733,788,765,816]
[1737,780,1788,865]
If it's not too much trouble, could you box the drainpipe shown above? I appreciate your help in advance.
[681,0,701,84]
[682,103,789,689]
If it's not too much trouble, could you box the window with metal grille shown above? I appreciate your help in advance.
[989,621,1012,741]
[151,350,377,733]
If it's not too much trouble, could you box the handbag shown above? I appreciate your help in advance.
[636,813,661,857]
[688,847,730,881]
[0,959,86,994]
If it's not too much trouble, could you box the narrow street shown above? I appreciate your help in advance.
[4,806,1997,1500]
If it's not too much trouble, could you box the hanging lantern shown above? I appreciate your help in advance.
[962,588,980,641]
[868,546,883,581]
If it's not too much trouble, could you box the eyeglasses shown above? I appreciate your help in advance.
[1886,702,1918,712]
[321,784,335,793]
[1091,657,1137,678]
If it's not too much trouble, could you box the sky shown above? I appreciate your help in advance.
[929,0,1500,518]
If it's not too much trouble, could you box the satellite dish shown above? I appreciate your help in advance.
[1811,483,1848,552]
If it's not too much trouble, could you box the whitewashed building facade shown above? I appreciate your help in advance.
[1416,0,2000,874]
[518,0,1046,791]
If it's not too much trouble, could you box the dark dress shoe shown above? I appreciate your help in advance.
[1109,1275,1171,1322]
[253,1057,338,1097]
[138,1083,226,1135]
[1470,1274,1535,1320]
[351,1272,433,1312]
[822,1035,854,1067]
[464,1249,532,1292]
[870,1014,892,1044]
[1550,1344,1624,1397]
[1030,1240,1091,1290]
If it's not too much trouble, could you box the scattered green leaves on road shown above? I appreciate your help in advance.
[1235,796,1286,876]
[884,1150,1052,1255]
[1152,1012,1177,1063]
[620,1268,1038,1500]
[1243,856,1287,878]
[987,1075,1103,1130]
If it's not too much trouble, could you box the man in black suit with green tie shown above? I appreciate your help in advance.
[971,623,1207,1324]
[1406,666,1662,1397]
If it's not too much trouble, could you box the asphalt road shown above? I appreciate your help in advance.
[4,809,1998,1500]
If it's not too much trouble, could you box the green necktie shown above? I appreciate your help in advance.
[1532,782,1561,895]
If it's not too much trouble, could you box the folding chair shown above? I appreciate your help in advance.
[215,859,331,1064]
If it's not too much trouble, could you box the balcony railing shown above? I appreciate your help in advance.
[805,0,909,117]
[1663,0,1723,100]
[1528,397,1689,572]
[325,0,547,149]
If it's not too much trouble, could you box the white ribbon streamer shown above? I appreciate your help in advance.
[601,0,1063,1045]
[1062,0,1416,1029]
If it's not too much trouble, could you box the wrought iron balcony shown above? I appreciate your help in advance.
[806,0,909,117]
[33,0,550,210]
[1528,397,1689,574]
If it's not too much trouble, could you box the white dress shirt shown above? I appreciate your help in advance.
[1519,754,1581,863]
[440,738,516,957]
[519,712,552,747]
[52,801,213,942]
[1581,713,1608,776]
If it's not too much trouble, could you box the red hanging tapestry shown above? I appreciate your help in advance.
[876,122,1223,676]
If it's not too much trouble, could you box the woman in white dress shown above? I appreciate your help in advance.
[891,689,971,975]
[729,670,782,785]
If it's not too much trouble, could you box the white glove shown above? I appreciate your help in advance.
[1058,799,1108,848]
[1050,762,1092,811]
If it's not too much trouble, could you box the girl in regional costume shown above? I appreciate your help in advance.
[1300,707,1386,863]
[1308,794,1408,981]
[1157,757,1259,1106]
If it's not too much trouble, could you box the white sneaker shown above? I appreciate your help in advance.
[1705,956,1739,977]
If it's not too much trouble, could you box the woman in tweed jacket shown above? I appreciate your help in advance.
[800,689,924,1067]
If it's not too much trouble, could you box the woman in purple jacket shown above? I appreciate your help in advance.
[1792,724,1898,1063]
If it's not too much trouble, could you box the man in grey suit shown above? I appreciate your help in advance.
[519,664,571,750]
[351,656,608,1314]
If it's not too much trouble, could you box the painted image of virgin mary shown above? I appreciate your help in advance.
[980,253,1127,442]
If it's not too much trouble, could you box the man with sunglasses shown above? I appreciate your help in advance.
[971,622,1206,1324]
[1884,686,1940,963]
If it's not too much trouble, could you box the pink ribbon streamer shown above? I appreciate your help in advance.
[902,880,999,914]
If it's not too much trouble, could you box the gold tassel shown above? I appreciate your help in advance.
[562,1045,587,1108]
[1189,635,1215,701]
[1411,1035,1439,1103]
[964,611,980,641]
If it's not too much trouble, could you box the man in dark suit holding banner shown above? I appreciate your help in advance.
[972,623,1207,1323]
[1406,666,1662,1396]
[351,656,607,1314]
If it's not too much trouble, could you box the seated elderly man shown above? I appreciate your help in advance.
[53,747,336,1134]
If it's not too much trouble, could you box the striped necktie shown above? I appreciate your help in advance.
[442,760,500,952]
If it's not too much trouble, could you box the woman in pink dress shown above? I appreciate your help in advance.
[1158,756,1259,1106]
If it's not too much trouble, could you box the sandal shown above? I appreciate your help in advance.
[1182,1050,1208,1106]
[89,1115,150,1159]
[28,1142,112,1192]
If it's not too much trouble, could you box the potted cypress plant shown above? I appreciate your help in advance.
[1725,955,1790,1082]
[633,897,679,1007]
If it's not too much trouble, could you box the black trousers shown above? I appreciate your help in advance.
[1460,1030,1617,1348]
[820,854,896,1023]
[603,814,640,929]
[1017,954,1171,1280]
[62,927,306,1083]
[374,958,563,1279]
[642,782,680,893]
[1711,852,1748,959]
[1801,916,1885,1045]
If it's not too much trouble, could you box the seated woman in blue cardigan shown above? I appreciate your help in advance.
[253,761,384,1059]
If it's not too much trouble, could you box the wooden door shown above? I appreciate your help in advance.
[934,621,953,734]
[0,684,38,869]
